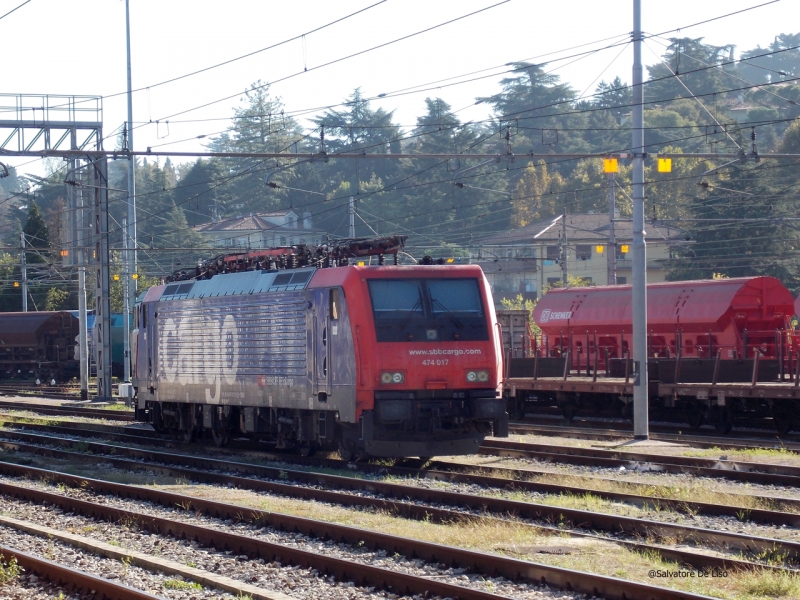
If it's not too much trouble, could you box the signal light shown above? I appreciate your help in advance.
[658,157,672,173]
[446,258,455,263]
[13,281,19,288]
[60,249,68,257]
[596,245,604,254]
[603,158,618,173]
[132,273,139,280]
[113,274,120,281]
[620,245,629,253]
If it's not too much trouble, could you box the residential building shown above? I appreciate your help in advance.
[473,212,686,306]
[192,210,325,249]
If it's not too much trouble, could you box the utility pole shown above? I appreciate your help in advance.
[124,0,136,384]
[631,0,649,439]
[348,197,355,238]
[76,174,89,400]
[20,232,27,312]
[560,208,568,286]
[607,172,616,285]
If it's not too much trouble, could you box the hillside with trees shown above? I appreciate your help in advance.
[2,33,800,301]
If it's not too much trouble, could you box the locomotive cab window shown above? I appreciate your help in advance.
[368,278,488,342]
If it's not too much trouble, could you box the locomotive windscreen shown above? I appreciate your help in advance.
[368,278,488,342]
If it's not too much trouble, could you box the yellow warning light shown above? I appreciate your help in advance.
[131,273,139,280]
[13,281,19,288]
[446,257,455,263]
[60,249,69,257]
[596,245,604,254]
[603,158,619,173]
[357,261,365,266]
[620,244,629,253]
[657,157,672,173]
[113,274,120,281]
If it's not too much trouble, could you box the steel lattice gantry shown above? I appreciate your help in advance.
[0,93,113,400]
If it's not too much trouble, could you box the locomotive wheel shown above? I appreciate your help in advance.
[298,441,316,457]
[685,401,706,430]
[338,438,358,462]
[211,428,229,448]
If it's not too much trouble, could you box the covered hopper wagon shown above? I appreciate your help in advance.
[505,277,800,434]
[0,311,80,382]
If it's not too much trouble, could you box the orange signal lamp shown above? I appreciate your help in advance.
[13,281,19,287]
[621,245,629,253]
[595,245,604,254]
[113,274,120,281]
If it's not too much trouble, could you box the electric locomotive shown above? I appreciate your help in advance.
[131,237,507,458]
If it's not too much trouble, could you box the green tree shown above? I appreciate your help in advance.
[512,161,566,226]
[45,287,70,311]
[668,162,800,290]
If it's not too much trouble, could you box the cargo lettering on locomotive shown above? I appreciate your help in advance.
[159,313,240,401]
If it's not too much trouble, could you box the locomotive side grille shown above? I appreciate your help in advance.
[157,296,307,383]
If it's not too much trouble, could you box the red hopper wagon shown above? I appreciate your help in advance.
[505,277,799,434]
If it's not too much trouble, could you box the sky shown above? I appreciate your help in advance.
[0,0,792,177]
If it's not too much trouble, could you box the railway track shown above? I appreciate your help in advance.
[0,456,723,600]
[2,428,800,570]
[519,409,800,442]
[0,545,164,600]
[5,407,800,488]
[510,422,800,452]
[480,438,800,487]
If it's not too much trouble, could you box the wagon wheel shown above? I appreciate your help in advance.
[773,402,796,436]
[708,406,733,435]
[685,401,706,430]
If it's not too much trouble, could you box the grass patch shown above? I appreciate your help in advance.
[0,555,21,586]
[739,569,800,598]
[682,446,800,463]
[163,578,202,590]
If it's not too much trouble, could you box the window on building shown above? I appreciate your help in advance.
[617,276,627,284]
[575,245,592,260]
[546,246,560,260]
[547,277,562,286]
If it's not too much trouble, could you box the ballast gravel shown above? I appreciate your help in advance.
[0,524,237,599]
[0,477,586,600]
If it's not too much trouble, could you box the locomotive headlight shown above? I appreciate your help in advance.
[467,370,490,383]
[381,371,405,384]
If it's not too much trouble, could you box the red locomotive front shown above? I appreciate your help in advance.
[310,264,506,459]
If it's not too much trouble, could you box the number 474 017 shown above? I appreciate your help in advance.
[422,359,449,366]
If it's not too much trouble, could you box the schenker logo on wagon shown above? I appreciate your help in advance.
[540,309,572,323]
